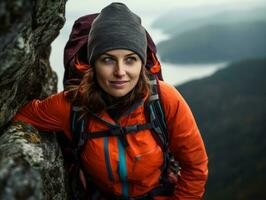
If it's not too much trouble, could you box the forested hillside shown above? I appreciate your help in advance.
[177,58,266,199]
[158,21,266,63]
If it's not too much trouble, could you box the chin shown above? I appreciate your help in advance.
[110,90,129,98]
[111,93,126,98]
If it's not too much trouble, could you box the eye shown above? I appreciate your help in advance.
[125,56,138,64]
[100,56,116,65]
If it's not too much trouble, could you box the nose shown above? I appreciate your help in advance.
[114,61,126,77]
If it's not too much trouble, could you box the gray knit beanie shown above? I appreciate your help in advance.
[87,2,147,65]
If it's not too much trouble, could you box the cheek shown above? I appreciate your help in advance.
[94,62,112,90]
[131,65,142,79]
[95,67,109,84]
[136,68,143,82]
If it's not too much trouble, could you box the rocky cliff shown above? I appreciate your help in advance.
[0,0,67,199]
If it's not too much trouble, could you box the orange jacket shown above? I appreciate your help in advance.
[14,81,208,199]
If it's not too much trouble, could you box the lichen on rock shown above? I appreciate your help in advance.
[0,122,67,199]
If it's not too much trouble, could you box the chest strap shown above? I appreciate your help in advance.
[78,123,152,147]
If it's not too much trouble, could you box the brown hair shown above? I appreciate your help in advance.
[66,63,151,115]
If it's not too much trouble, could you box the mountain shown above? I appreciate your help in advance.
[176,58,266,200]
[152,6,266,36]
[157,21,266,64]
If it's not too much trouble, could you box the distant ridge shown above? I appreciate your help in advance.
[157,21,266,64]
[176,58,266,200]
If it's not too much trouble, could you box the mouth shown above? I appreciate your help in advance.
[109,80,129,88]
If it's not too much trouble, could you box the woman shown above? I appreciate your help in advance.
[14,2,208,200]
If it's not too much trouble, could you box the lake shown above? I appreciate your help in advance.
[161,62,227,86]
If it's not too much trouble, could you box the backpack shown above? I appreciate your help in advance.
[60,13,178,200]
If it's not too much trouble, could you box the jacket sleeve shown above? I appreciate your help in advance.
[13,92,72,137]
[159,81,208,200]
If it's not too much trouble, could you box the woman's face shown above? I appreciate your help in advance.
[94,49,142,97]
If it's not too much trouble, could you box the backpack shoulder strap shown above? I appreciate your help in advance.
[68,105,89,199]
[145,74,169,173]
[145,75,168,150]
[144,75,180,196]
[70,106,89,158]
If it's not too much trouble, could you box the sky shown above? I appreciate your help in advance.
[63,0,265,26]
[66,0,265,13]
[50,0,266,90]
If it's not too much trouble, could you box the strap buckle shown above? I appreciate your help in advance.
[110,127,125,136]
[124,125,138,133]
[110,127,129,147]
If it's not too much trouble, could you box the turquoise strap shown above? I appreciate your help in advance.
[118,138,129,197]
[104,137,114,181]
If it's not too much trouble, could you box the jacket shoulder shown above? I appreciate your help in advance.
[157,80,191,121]
[158,80,183,104]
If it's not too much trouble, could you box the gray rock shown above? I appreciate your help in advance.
[0,0,66,128]
[0,122,67,199]
[0,0,69,199]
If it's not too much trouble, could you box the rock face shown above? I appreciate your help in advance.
[0,0,66,127]
[0,0,67,199]
[0,122,66,199]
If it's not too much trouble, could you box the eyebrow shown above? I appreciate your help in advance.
[102,52,137,57]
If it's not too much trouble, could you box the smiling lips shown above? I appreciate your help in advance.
[109,80,129,88]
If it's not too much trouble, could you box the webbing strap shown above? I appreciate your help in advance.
[146,75,168,150]
[148,94,159,101]
[150,79,157,85]
[72,106,83,112]
[80,123,152,140]
[69,107,88,200]
[145,75,170,178]
[72,110,87,156]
